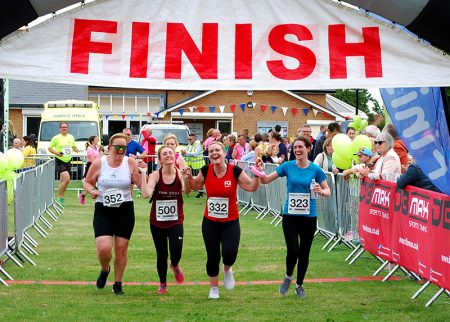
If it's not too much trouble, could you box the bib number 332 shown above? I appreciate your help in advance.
[207,197,229,219]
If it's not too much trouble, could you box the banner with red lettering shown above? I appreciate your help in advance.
[359,180,450,290]
[0,0,450,89]
[359,179,396,262]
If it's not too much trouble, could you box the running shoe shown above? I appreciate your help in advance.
[112,281,124,295]
[80,194,85,205]
[170,263,185,284]
[279,275,292,295]
[96,266,110,289]
[158,283,168,294]
[58,197,65,206]
[295,285,306,298]
[222,266,235,290]
[208,287,220,299]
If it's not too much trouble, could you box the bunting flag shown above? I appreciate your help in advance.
[147,112,151,117]
[209,106,215,113]
[130,114,134,119]
[105,115,109,120]
[179,109,184,116]
[291,107,298,117]
[230,104,236,112]
[155,112,160,118]
[240,103,246,112]
[271,105,277,113]
[303,108,309,116]
[198,106,205,112]
[281,107,288,116]
[188,106,195,113]
[324,112,329,118]
[260,104,267,112]
[312,109,319,116]
[219,105,225,113]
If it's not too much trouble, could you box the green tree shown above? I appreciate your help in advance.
[333,89,383,115]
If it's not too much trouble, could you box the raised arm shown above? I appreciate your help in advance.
[237,171,260,192]
[139,168,158,199]
[188,169,205,191]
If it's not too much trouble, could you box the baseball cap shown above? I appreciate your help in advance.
[354,147,373,157]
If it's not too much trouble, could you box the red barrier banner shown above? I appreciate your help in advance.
[358,179,396,262]
[359,180,450,290]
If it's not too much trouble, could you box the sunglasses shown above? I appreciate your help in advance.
[374,141,385,145]
[111,145,127,151]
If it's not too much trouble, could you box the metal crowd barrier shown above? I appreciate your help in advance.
[0,157,63,286]
[0,179,11,286]
[233,161,362,254]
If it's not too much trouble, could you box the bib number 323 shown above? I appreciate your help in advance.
[288,193,310,215]
[207,197,229,219]
[103,189,124,207]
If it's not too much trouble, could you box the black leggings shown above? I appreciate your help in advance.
[150,223,184,284]
[282,215,317,286]
[202,217,240,277]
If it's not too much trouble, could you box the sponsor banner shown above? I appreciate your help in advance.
[358,178,396,262]
[1,0,450,89]
[392,187,431,279]
[381,87,450,195]
[428,188,450,289]
[360,180,450,290]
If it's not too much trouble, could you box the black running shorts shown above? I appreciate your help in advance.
[93,201,135,239]
[55,158,71,175]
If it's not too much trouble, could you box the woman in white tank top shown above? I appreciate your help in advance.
[83,133,145,295]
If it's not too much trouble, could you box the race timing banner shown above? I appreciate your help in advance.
[0,0,450,89]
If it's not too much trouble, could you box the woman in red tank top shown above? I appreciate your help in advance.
[186,141,260,299]
[140,146,191,294]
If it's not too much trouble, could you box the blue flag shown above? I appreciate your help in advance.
[381,87,450,194]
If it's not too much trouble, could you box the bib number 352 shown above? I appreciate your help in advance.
[288,193,310,215]
[207,197,229,219]
[103,189,124,207]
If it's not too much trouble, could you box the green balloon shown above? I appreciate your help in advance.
[360,120,368,130]
[6,148,24,170]
[348,122,355,129]
[351,135,372,154]
[332,133,353,159]
[354,115,362,130]
[0,152,8,172]
[332,152,352,169]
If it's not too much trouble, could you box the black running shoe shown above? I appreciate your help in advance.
[96,267,110,289]
[113,281,124,295]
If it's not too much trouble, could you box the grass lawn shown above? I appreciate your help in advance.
[1,186,449,321]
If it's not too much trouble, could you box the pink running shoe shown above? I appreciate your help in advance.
[80,194,85,205]
[158,283,168,294]
[170,263,185,284]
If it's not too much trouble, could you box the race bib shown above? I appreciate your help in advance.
[156,199,178,221]
[288,193,310,215]
[103,188,124,207]
[207,197,229,219]
[62,146,72,155]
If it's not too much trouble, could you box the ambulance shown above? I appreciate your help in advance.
[37,100,102,177]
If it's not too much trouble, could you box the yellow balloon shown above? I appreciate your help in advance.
[332,152,352,170]
[0,152,8,172]
[5,148,24,170]
[332,134,353,159]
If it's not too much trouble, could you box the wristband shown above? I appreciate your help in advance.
[90,188,97,194]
